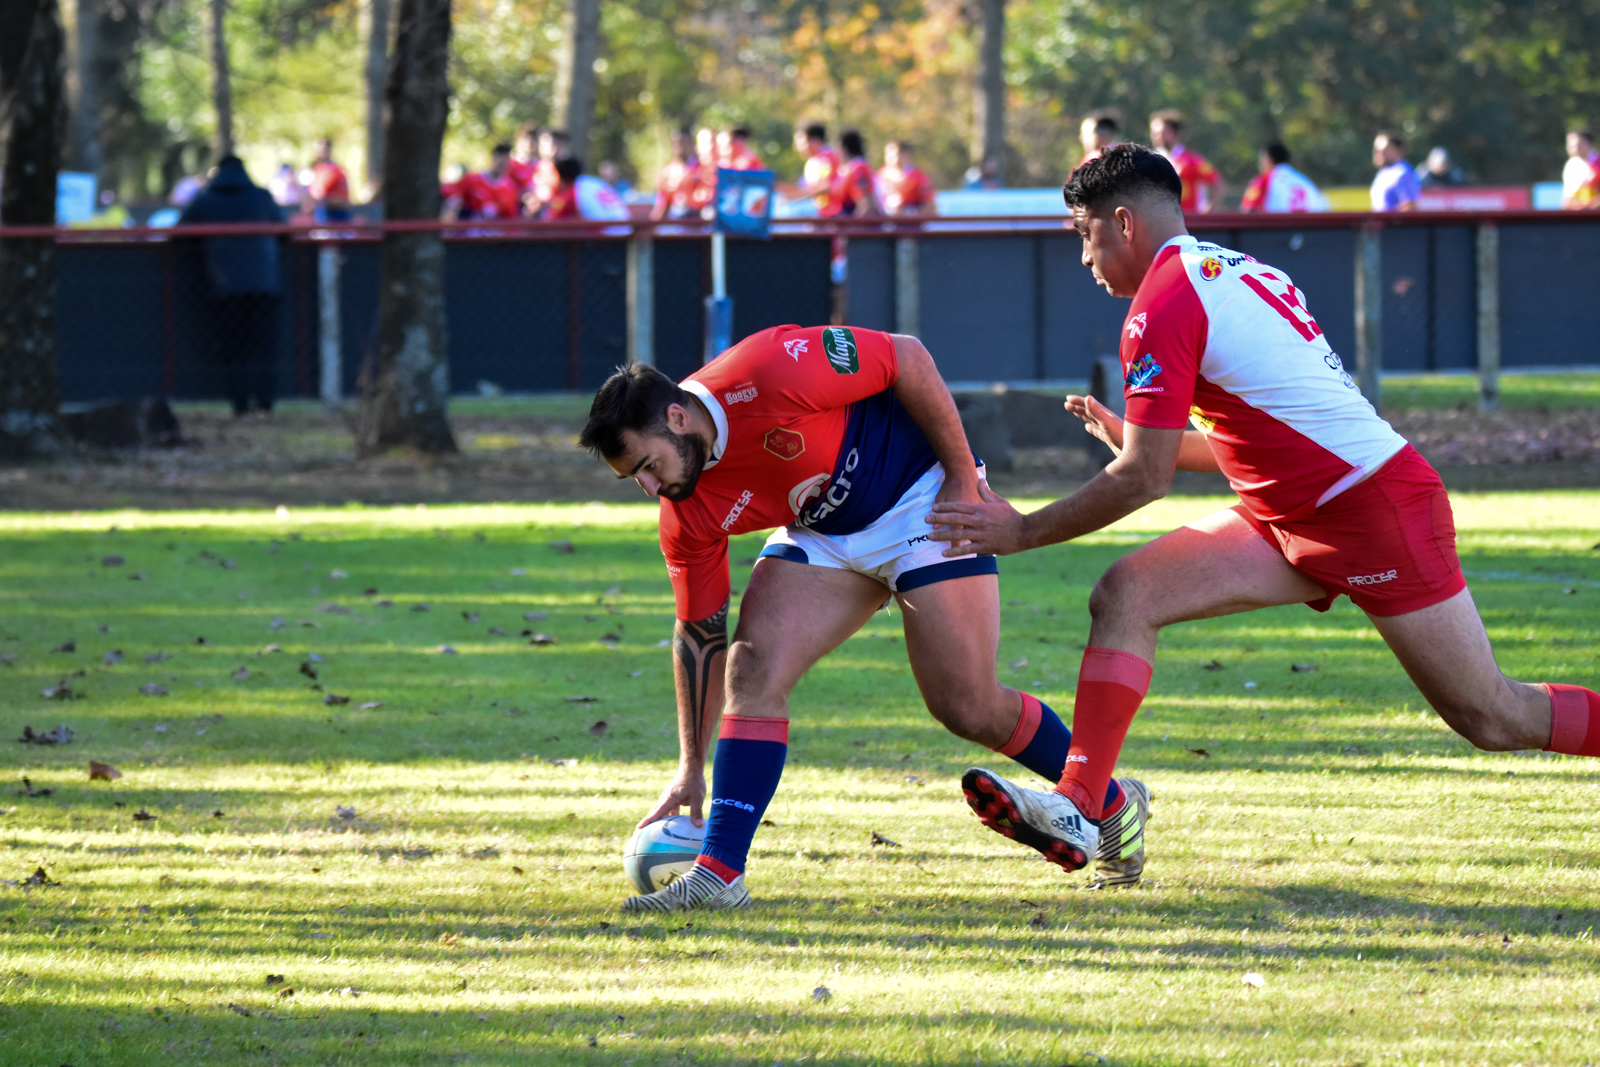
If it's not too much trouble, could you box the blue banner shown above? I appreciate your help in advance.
[713,169,775,239]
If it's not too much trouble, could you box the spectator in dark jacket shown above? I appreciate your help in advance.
[178,156,286,416]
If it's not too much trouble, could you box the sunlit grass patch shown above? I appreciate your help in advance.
[2,495,1598,1065]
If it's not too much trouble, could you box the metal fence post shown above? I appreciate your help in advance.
[1354,222,1383,409]
[317,243,342,407]
[894,234,919,337]
[1476,222,1500,412]
[627,232,655,366]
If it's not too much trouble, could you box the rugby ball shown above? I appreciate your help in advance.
[623,815,705,894]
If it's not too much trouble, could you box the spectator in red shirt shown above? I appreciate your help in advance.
[443,143,522,220]
[1149,109,1222,213]
[542,157,583,220]
[524,127,570,215]
[717,125,765,171]
[878,140,937,216]
[779,123,840,214]
[306,137,352,223]
[508,122,539,195]
[688,127,719,216]
[830,129,880,217]
[652,127,699,220]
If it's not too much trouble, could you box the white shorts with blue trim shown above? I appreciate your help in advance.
[758,463,998,593]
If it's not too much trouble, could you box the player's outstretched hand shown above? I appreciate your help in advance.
[926,481,1028,556]
[1064,394,1125,454]
[637,764,707,829]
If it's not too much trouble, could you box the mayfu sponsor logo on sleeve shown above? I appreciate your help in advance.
[720,490,755,532]
[821,327,860,374]
[724,381,759,404]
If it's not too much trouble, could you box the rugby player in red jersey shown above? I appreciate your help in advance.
[651,127,699,221]
[580,326,1152,911]
[779,123,841,216]
[1149,110,1222,214]
[541,158,581,220]
[718,125,766,171]
[508,123,539,196]
[929,145,1600,875]
[830,129,880,217]
[445,143,522,219]
[306,137,351,223]
[878,141,937,216]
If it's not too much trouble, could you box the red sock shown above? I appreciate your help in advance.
[1543,684,1600,757]
[1056,647,1152,821]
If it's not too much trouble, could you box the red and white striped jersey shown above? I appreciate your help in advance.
[1120,235,1407,522]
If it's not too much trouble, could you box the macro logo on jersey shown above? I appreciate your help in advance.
[763,427,806,460]
[794,448,861,528]
[724,382,759,404]
[1125,312,1147,340]
[1126,354,1163,392]
[788,473,830,515]
[821,328,860,375]
[1200,257,1223,280]
[783,338,808,361]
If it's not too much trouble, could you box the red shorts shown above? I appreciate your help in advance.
[1236,445,1466,617]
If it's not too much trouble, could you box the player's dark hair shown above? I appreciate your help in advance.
[1375,130,1405,149]
[730,124,752,140]
[1062,143,1182,214]
[556,156,582,183]
[580,364,693,459]
[840,128,865,158]
[1264,142,1291,165]
[1088,112,1119,135]
[803,122,827,142]
[1149,108,1184,132]
[1569,127,1595,141]
[887,139,914,154]
[492,142,512,156]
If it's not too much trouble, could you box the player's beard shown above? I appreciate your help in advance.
[659,430,709,502]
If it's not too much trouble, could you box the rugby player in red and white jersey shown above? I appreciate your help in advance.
[930,144,1600,874]
[580,326,1153,911]
[1149,110,1221,214]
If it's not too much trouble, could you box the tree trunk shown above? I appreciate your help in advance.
[362,0,391,199]
[973,0,1005,177]
[552,0,600,165]
[209,0,232,157]
[68,0,98,176]
[0,0,67,460]
[359,0,455,455]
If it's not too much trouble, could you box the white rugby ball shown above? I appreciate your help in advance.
[623,815,705,894]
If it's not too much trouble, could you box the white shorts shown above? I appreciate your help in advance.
[758,464,999,593]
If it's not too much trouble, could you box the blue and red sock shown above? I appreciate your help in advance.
[695,715,788,885]
[996,692,1123,817]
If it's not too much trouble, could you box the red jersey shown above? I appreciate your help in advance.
[446,171,521,219]
[1121,236,1406,523]
[508,158,535,194]
[308,162,349,204]
[542,182,579,220]
[661,325,941,619]
[724,146,765,171]
[531,159,560,205]
[654,159,698,217]
[877,164,935,214]
[688,160,717,212]
[1240,172,1270,212]
[1164,145,1220,212]
[829,158,875,216]
[804,148,842,215]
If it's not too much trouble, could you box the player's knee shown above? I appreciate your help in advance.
[1088,561,1148,624]
[725,640,783,704]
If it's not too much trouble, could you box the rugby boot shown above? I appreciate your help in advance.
[1092,777,1151,889]
[620,864,751,914]
[962,767,1100,873]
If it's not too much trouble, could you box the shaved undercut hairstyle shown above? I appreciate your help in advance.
[1062,143,1183,214]
[579,363,692,459]
[1265,142,1291,165]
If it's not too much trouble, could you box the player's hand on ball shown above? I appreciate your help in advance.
[638,764,707,829]
[1064,394,1125,454]
[926,481,1029,556]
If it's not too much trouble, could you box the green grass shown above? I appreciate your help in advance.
[1381,372,1600,411]
[2,495,1598,1066]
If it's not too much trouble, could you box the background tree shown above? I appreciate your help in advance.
[0,0,67,460]
[209,0,234,155]
[363,0,392,196]
[972,0,1004,177]
[356,0,456,456]
[553,0,601,164]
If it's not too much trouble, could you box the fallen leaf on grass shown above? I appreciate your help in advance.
[461,612,481,623]
[470,846,499,860]
[1202,660,1224,671]
[524,612,548,621]
[629,670,643,677]
[39,682,78,700]
[297,620,319,628]
[375,600,394,608]
[263,644,282,653]
[139,683,168,696]
[1027,911,1049,929]
[277,988,295,999]
[101,555,124,567]
[228,1003,252,1017]
[143,652,172,664]
[438,645,458,655]
[1242,972,1265,988]
[220,559,239,570]
[567,695,598,703]
[129,572,146,580]
[511,866,525,875]
[103,650,124,665]
[1007,657,1028,670]
[265,974,285,986]
[22,867,59,887]
[363,587,379,596]
[410,603,430,613]
[51,641,75,654]
[1290,663,1318,673]
[298,661,319,680]
[587,720,608,736]
[0,653,16,667]
[323,694,350,706]
[20,777,53,797]
[545,758,580,767]
[529,634,556,646]
[18,725,74,744]
[231,667,251,681]
[330,569,348,579]
[487,626,508,636]
[269,616,285,630]
[132,808,157,822]
[359,701,385,710]
[315,602,351,616]
[549,540,575,555]
[194,635,208,645]
[869,831,900,847]
[88,761,122,781]
[811,987,832,1003]
[211,809,224,818]
[335,805,357,821]
[600,633,622,644]
[1186,747,1211,758]
[510,567,528,576]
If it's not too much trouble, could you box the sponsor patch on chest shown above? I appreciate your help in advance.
[724,382,759,404]
[763,427,806,460]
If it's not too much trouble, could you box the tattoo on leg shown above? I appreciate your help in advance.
[675,599,729,761]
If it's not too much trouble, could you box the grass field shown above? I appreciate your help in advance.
[2,494,1598,1066]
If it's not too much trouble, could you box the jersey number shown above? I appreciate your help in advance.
[1241,271,1323,342]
